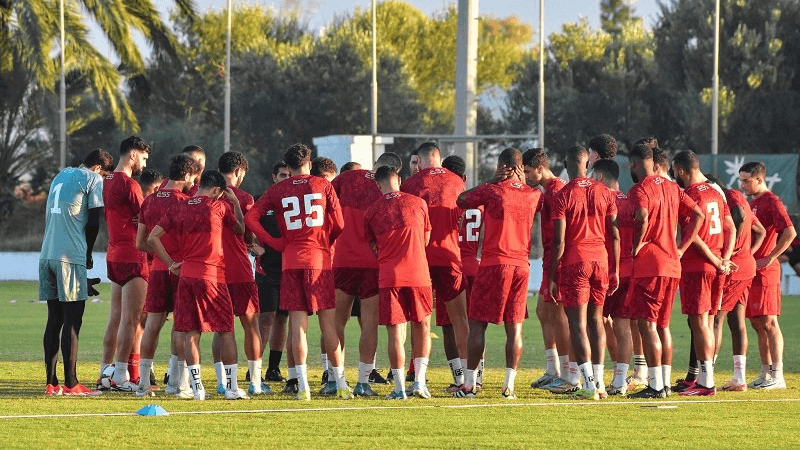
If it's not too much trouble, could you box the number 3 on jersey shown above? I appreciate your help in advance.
[707,201,722,235]
[283,194,324,230]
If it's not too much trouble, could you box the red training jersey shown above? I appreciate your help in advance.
[459,180,541,268]
[220,185,255,284]
[330,169,382,269]
[540,177,568,274]
[157,195,238,282]
[401,167,465,268]
[628,175,697,279]
[614,191,635,278]
[247,175,344,270]
[104,171,147,264]
[458,207,483,277]
[726,189,757,280]
[551,177,617,267]
[364,191,432,288]
[679,182,731,273]
[159,179,198,197]
[140,188,190,271]
[750,190,793,284]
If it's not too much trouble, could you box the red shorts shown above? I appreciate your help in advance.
[469,264,529,325]
[228,282,259,317]
[604,277,631,318]
[173,277,234,333]
[431,266,465,326]
[107,261,149,285]
[746,281,781,318]
[539,270,560,303]
[280,269,336,313]
[334,267,379,299]
[720,277,751,312]
[631,276,679,328]
[144,270,179,313]
[558,261,609,309]
[379,286,433,326]
[679,271,723,316]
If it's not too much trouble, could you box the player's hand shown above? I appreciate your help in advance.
[131,214,140,225]
[86,252,93,270]
[755,257,772,270]
[549,279,559,301]
[223,188,238,202]
[249,243,265,257]
[677,247,685,259]
[169,261,183,276]
[510,165,525,184]
[492,165,513,183]
[713,257,729,275]
[608,273,619,296]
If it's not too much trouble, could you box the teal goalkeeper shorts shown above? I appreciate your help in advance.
[38,259,88,302]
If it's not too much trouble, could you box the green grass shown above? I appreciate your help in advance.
[1,282,799,449]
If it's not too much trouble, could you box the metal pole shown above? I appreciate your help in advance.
[711,0,720,155]
[371,0,378,162]
[224,0,232,153]
[538,0,544,149]
[454,0,478,186]
[59,0,66,169]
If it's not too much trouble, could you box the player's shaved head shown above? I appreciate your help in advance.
[199,170,227,190]
[374,165,400,193]
[522,148,549,169]
[592,159,619,181]
[416,142,440,160]
[284,143,312,170]
[169,153,201,180]
[564,145,589,179]
[375,151,403,170]
[497,147,523,168]
[442,155,466,178]
[83,149,114,172]
[182,145,205,156]
[671,150,700,172]
[218,151,249,174]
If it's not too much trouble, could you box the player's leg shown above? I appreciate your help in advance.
[532,291,559,388]
[100,281,122,381]
[216,329,246,399]
[258,311,274,360]
[464,319,488,394]
[183,330,206,400]
[334,289,355,357]
[723,303,748,390]
[587,302,606,395]
[674,317,698,392]
[603,317,617,367]
[762,315,785,388]
[609,316,632,394]
[386,323,407,399]
[410,313,432,398]
[239,312,267,395]
[354,294,380,396]
[681,313,715,394]
[629,319,647,387]
[713,311,727,362]
[44,299,64,389]
[564,303,596,399]
[657,325,673,390]
[443,290,469,365]
[632,318,665,396]
[502,321,523,399]
[289,310,310,399]
[283,317,297,393]
[318,308,348,397]
[136,311,165,394]
[61,300,92,394]
[111,277,147,387]
[441,325,463,389]
[211,332,226,394]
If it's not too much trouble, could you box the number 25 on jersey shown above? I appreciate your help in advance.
[283,194,324,230]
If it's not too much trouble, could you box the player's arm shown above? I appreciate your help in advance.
[677,204,704,259]
[223,188,245,235]
[750,218,766,256]
[85,207,102,270]
[690,232,726,273]
[606,213,620,296]
[632,206,648,257]
[328,192,345,244]
[720,213,736,271]
[549,218,566,300]
[135,222,153,253]
[244,204,287,252]
[148,225,181,275]
[758,225,797,269]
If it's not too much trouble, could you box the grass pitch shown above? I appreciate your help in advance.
[1,282,799,449]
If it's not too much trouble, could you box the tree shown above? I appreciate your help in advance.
[601,0,639,38]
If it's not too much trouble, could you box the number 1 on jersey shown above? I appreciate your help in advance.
[50,183,63,215]
[283,193,324,230]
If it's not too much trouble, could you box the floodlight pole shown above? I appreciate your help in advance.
[538,0,544,149]
[59,0,66,169]
[224,0,232,153]
[711,0,720,155]
[371,0,378,162]
[454,0,478,186]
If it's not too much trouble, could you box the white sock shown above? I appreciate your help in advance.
[504,368,517,391]
[761,364,771,380]
[188,364,204,394]
[464,368,477,390]
[698,360,714,387]
[357,361,373,384]
[568,362,580,385]
[559,355,569,377]
[248,360,262,392]
[578,362,595,391]
[713,353,718,365]
[167,356,182,388]
[167,355,177,381]
[214,361,225,386]
[287,367,298,381]
[180,361,190,390]
[634,354,647,378]
[296,364,309,393]
[113,361,129,383]
[545,349,558,376]
[648,366,664,391]
[477,358,485,385]
[771,362,784,381]
[593,364,604,390]
[332,365,347,390]
[139,359,154,388]
[320,353,329,371]
[732,355,745,384]
[414,357,429,387]
[662,364,672,387]
[224,364,239,391]
[392,367,404,392]
[613,363,629,388]
[448,358,464,385]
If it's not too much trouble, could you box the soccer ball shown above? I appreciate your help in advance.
[100,365,115,389]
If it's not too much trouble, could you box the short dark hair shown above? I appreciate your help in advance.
[182,145,205,156]
[199,170,228,190]
[592,159,620,181]
[375,151,402,170]
[588,134,617,159]
[629,143,653,160]
[522,148,549,169]
[138,168,163,187]
[498,147,523,167]
[415,142,439,159]
[704,172,724,187]
[739,161,766,178]
[169,153,201,180]
[340,162,362,172]
[119,136,151,156]
[311,157,337,177]
[218,151,249,174]
[442,155,466,177]
[374,165,399,183]
[272,161,289,176]
[566,145,589,161]
[653,147,669,168]
[634,136,659,151]
[284,143,312,170]
[83,149,113,171]
[672,150,699,171]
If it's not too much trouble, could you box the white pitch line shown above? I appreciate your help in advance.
[2,397,799,420]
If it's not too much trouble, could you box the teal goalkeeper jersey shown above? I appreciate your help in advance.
[40,167,104,266]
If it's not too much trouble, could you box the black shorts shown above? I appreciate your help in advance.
[256,272,284,314]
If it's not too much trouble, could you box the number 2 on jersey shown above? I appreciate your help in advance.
[464,209,482,242]
[282,193,324,230]
[707,201,722,235]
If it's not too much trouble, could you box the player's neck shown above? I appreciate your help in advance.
[687,173,705,186]
[223,173,240,188]
[751,187,769,198]
[164,180,189,192]
[290,168,310,176]
[114,162,134,177]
